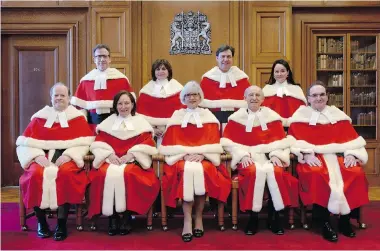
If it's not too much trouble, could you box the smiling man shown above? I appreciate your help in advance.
[200,45,251,135]
[71,44,134,131]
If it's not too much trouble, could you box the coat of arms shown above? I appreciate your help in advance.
[169,11,211,55]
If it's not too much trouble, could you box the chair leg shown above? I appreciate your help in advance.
[288,207,295,229]
[76,204,84,231]
[231,187,238,230]
[147,206,153,231]
[19,187,28,231]
[160,188,168,231]
[217,201,225,231]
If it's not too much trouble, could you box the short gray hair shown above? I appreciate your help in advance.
[180,81,204,105]
[50,82,70,98]
[244,85,263,98]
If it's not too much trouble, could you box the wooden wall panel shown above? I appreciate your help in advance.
[141,1,240,89]
[251,63,272,87]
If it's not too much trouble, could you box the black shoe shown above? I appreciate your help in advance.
[108,215,119,236]
[37,222,51,238]
[271,216,284,235]
[182,233,193,242]
[322,222,338,242]
[53,219,68,241]
[245,212,258,235]
[119,213,132,235]
[193,229,204,238]
[339,215,356,238]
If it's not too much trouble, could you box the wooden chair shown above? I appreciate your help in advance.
[156,154,226,231]
[227,153,296,230]
[87,154,155,231]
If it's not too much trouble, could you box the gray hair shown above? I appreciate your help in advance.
[93,44,111,57]
[180,81,204,105]
[244,85,264,98]
[50,82,70,98]
[307,80,327,96]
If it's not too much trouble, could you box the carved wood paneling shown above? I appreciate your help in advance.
[251,64,272,87]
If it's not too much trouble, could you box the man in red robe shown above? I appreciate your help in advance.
[221,85,298,235]
[288,81,369,242]
[71,44,134,131]
[200,44,251,134]
[16,83,94,241]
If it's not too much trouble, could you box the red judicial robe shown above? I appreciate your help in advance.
[136,78,184,127]
[159,108,231,208]
[16,105,94,210]
[88,114,159,218]
[200,66,251,111]
[288,105,369,215]
[221,107,298,212]
[262,81,306,126]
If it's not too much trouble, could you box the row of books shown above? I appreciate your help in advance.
[317,37,344,53]
[317,55,344,70]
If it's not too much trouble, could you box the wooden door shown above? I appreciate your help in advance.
[1,34,68,186]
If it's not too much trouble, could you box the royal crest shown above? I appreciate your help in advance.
[169,11,211,55]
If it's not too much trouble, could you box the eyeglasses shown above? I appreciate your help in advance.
[94,55,110,60]
[184,93,200,98]
[309,93,327,98]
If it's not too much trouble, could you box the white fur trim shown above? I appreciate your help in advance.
[128,144,158,169]
[164,154,186,166]
[90,141,114,169]
[288,105,351,125]
[262,83,307,104]
[223,146,250,170]
[137,113,170,126]
[344,147,368,165]
[228,107,284,127]
[96,114,154,140]
[200,99,247,109]
[70,96,114,111]
[139,79,183,98]
[62,146,89,168]
[131,152,152,170]
[251,162,267,212]
[159,144,223,156]
[183,161,205,202]
[324,154,351,215]
[202,66,249,82]
[80,68,129,82]
[16,136,95,151]
[165,108,220,128]
[16,146,45,169]
[31,105,85,121]
[102,164,127,216]
[265,162,285,211]
[269,148,290,167]
[40,164,59,210]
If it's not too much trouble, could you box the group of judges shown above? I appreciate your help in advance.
[16,44,369,243]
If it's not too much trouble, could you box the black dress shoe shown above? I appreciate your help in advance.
[119,222,132,235]
[322,222,338,242]
[339,216,356,238]
[37,222,51,238]
[53,220,68,241]
[271,218,285,235]
[193,229,204,238]
[108,216,119,236]
[182,233,193,242]
[244,213,258,235]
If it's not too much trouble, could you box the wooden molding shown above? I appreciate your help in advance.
[251,63,272,87]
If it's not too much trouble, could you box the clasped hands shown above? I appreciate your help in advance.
[240,156,283,168]
[184,154,204,162]
[108,153,134,165]
[303,153,359,168]
[34,155,71,168]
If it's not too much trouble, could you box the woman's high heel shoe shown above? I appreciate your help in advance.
[182,233,193,242]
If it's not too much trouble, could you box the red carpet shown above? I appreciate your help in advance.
[1,202,380,250]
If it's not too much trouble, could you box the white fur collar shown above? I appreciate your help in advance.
[228,107,284,127]
[80,68,129,82]
[202,66,249,82]
[288,105,351,125]
[262,82,307,103]
[96,114,154,140]
[166,108,219,129]
[31,105,85,121]
[139,78,183,98]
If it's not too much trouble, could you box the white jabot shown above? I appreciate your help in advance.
[275,80,290,97]
[153,79,169,97]
[246,108,268,132]
[219,71,237,88]
[44,110,69,128]
[181,108,203,128]
[112,115,135,131]
[309,107,337,126]
[94,71,108,90]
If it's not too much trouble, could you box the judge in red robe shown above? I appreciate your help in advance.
[88,90,159,236]
[288,81,369,242]
[262,59,306,126]
[159,81,231,242]
[16,83,94,241]
[71,44,134,131]
[200,45,251,134]
[222,85,298,236]
[136,59,184,146]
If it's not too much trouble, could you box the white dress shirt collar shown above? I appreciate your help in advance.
[181,107,203,128]
[246,107,268,132]
[44,109,69,128]
[112,114,135,131]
